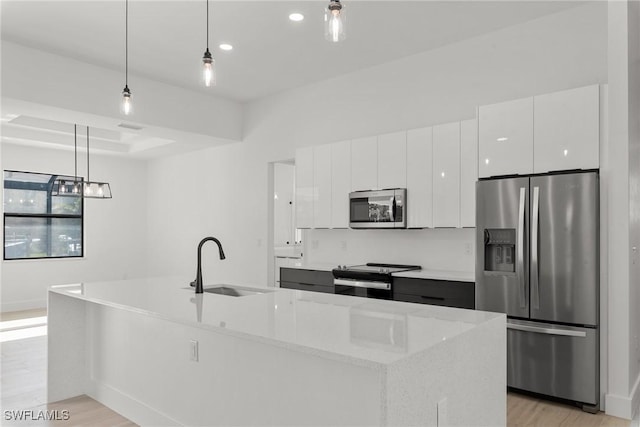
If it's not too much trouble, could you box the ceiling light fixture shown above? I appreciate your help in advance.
[325,0,345,43]
[52,124,83,197]
[202,0,216,87]
[121,0,132,115]
[83,126,112,199]
[219,43,233,51]
[289,12,304,22]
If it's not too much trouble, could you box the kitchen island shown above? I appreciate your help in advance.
[48,278,505,426]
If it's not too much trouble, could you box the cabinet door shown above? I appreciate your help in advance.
[331,140,351,228]
[351,136,378,191]
[313,144,332,228]
[406,127,433,228]
[433,122,461,228]
[534,85,599,173]
[295,147,314,229]
[478,97,534,178]
[377,131,407,189]
[460,118,478,227]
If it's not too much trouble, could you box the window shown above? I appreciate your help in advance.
[4,171,83,260]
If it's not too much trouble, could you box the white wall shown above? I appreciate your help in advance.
[1,143,149,311]
[1,41,243,144]
[146,4,607,286]
[305,228,474,272]
[607,0,640,419]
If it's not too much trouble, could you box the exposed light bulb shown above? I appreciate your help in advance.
[84,184,92,196]
[202,49,216,87]
[122,86,132,115]
[325,0,345,43]
[97,184,104,197]
[60,180,67,194]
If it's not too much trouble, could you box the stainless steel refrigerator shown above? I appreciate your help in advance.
[476,171,599,411]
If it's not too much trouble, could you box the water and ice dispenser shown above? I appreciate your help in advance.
[484,229,516,273]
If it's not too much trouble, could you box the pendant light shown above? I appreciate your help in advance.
[325,0,345,43]
[52,125,83,197]
[121,0,132,114]
[82,126,113,199]
[202,0,216,87]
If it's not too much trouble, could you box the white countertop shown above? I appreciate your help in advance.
[284,261,475,282]
[50,277,498,366]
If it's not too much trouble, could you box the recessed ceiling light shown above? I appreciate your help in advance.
[219,43,233,51]
[289,13,304,22]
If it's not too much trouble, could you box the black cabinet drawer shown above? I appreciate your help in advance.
[280,268,334,287]
[280,281,334,294]
[393,277,475,309]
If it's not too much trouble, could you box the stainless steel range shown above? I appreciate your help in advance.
[332,263,421,300]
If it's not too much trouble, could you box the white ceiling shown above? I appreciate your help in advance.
[0,0,585,158]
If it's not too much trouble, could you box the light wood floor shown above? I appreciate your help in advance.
[0,309,633,426]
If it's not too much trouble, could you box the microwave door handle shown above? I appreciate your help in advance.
[390,197,395,222]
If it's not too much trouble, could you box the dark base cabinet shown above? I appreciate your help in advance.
[280,268,334,294]
[393,277,475,309]
[280,268,475,309]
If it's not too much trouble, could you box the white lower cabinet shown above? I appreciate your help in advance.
[331,140,351,228]
[460,118,478,227]
[313,144,332,228]
[433,122,461,228]
[294,146,314,229]
[406,127,433,228]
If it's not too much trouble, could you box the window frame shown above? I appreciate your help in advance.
[3,170,85,261]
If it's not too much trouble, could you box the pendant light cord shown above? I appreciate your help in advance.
[74,124,78,181]
[125,0,128,87]
[206,0,209,50]
[86,126,90,182]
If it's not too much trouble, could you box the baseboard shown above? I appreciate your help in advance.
[86,381,182,426]
[1,298,47,313]
[606,374,640,420]
[632,373,640,420]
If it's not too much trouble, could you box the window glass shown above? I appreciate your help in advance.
[4,170,84,260]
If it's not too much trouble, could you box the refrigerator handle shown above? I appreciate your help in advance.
[517,187,526,308]
[507,322,587,338]
[531,186,540,310]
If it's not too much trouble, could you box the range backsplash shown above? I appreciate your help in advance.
[303,228,475,273]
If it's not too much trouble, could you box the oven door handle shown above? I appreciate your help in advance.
[334,278,391,290]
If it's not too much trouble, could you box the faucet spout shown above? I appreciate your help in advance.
[191,237,226,293]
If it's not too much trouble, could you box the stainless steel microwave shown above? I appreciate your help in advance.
[349,189,406,229]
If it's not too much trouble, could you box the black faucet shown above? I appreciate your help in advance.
[190,237,226,293]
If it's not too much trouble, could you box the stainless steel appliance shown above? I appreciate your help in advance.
[476,171,599,411]
[349,189,406,229]
[333,263,421,299]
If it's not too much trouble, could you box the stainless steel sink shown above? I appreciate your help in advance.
[201,286,272,297]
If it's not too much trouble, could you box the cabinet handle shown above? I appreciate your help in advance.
[420,295,445,301]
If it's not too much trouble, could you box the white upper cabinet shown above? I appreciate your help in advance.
[478,97,534,178]
[533,85,599,173]
[331,140,351,229]
[406,127,433,228]
[312,144,332,228]
[433,122,461,228]
[460,118,478,228]
[377,131,407,189]
[351,136,378,191]
[294,146,314,229]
